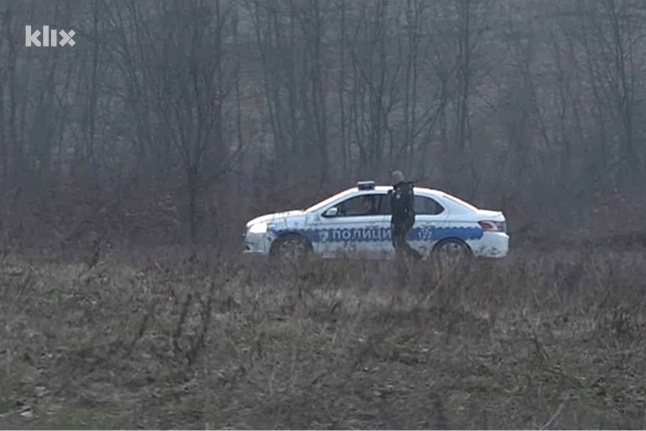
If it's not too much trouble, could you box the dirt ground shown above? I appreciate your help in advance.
[1,246,646,429]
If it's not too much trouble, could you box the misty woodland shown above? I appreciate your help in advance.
[1,0,645,243]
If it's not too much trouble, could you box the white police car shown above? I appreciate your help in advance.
[243,181,509,260]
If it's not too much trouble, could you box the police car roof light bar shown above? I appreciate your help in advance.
[357,180,376,190]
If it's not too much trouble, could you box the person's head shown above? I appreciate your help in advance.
[391,170,405,185]
[363,195,376,212]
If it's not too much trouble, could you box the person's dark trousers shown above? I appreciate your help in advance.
[391,223,422,260]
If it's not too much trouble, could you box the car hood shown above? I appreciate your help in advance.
[246,210,305,227]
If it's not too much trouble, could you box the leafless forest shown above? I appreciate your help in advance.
[2,0,646,429]
[1,0,645,247]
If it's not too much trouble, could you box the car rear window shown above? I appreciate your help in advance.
[414,196,444,215]
[442,193,478,211]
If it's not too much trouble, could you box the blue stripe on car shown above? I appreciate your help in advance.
[270,226,483,243]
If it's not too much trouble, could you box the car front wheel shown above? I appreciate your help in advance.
[270,234,312,261]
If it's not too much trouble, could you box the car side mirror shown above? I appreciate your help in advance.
[323,207,339,218]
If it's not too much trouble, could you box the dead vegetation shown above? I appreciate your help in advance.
[1,245,646,429]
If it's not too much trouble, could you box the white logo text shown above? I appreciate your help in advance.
[25,25,75,47]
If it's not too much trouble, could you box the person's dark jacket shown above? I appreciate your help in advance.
[389,181,415,228]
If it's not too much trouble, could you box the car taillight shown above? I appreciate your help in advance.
[479,220,506,232]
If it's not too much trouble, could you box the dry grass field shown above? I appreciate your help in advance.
[1,242,646,429]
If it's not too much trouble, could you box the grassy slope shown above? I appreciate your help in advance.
[1,248,646,429]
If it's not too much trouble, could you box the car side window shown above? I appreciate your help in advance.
[335,194,383,217]
[414,196,444,215]
[378,194,391,215]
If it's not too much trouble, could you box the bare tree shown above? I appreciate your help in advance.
[571,0,646,187]
[154,0,240,244]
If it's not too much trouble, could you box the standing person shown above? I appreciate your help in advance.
[389,171,422,260]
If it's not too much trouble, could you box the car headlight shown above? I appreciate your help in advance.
[248,222,268,234]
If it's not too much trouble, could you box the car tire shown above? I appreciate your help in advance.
[270,234,313,261]
[431,238,472,268]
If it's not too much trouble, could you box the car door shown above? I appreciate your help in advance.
[312,193,390,258]
[408,194,450,256]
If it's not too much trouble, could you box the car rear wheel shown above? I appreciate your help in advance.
[431,238,472,269]
[270,234,312,261]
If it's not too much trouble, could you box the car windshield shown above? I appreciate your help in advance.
[305,189,355,213]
